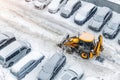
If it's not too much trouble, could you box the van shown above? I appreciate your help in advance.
[0,40,31,68]
[10,52,44,80]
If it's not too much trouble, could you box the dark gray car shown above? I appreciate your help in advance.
[60,0,81,18]
[103,13,120,39]
[88,7,112,32]
[0,32,16,49]
[38,53,66,80]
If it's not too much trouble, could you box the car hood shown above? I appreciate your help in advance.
[75,13,86,22]
[90,20,102,29]
[38,69,52,80]
[0,34,8,43]
[61,8,71,16]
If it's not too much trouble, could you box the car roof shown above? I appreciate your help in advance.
[11,52,44,73]
[79,3,95,12]
[0,41,26,59]
[97,7,111,16]
[110,13,120,23]
[64,0,80,10]
[42,53,64,73]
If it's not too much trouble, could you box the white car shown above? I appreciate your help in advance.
[48,0,68,14]
[61,0,81,18]
[33,0,52,9]
[10,52,44,80]
[56,65,84,80]
[74,3,97,25]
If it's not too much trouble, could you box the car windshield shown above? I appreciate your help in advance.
[107,22,118,30]
[94,15,104,22]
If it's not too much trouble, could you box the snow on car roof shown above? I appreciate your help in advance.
[64,0,80,11]
[0,41,26,59]
[78,3,95,13]
[110,13,120,23]
[48,0,61,9]
[97,7,111,16]
[11,51,44,73]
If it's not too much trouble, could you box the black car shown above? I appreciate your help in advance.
[0,32,16,49]
[103,14,120,39]
[60,0,81,18]
[38,53,66,80]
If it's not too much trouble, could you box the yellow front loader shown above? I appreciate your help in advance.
[57,32,103,59]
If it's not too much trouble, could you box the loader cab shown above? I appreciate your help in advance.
[79,32,95,50]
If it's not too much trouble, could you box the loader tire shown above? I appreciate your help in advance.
[80,52,89,59]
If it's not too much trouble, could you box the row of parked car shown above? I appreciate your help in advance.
[0,32,86,80]
[25,0,120,44]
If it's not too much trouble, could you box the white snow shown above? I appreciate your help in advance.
[0,0,120,80]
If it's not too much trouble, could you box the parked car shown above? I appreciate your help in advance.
[37,53,66,80]
[0,32,16,50]
[118,34,120,45]
[60,0,81,18]
[103,13,120,39]
[48,0,68,14]
[0,40,31,68]
[10,52,44,80]
[56,65,84,80]
[74,3,97,25]
[88,7,112,32]
[33,0,52,9]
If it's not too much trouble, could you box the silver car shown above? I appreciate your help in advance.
[74,3,97,25]
[10,52,44,80]
[48,0,68,13]
[33,0,52,9]
[103,13,120,39]
[37,53,66,80]
[56,65,84,80]
[60,0,81,18]
[0,32,16,49]
[0,40,31,68]
[88,7,112,32]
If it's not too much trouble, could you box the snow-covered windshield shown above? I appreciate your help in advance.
[94,15,104,22]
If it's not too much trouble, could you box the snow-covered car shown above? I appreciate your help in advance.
[74,3,97,25]
[60,0,81,18]
[33,0,52,9]
[10,52,44,80]
[85,77,99,80]
[48,0,68,14]
[103,13,120,39]
[37,53,66,80]
[0,32,16,50]
[88,7,112,32]
[0,40,31,68]
[56,65,84,80]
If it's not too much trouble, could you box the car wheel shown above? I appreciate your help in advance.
[26,48,31,54]
[9,62,14,67]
